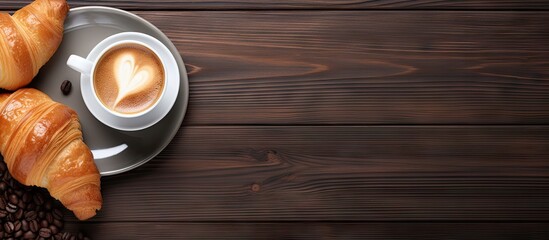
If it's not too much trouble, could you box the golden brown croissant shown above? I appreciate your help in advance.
[0,0,69,90]
[0,88,102,220]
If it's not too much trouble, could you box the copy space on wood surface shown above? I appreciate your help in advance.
[52,126,549,222]
[128,11,549,125]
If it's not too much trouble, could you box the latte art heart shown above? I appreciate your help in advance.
[113,53,155,107]
[93,44,165,115]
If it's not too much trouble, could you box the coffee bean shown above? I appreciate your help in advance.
[23,231,36,239]
[40,219,49,228]
[7,213,16,221]
[14,189,24,197]
[54,233,63,240]
[60,80,72,95]
[13,220,21,231]
[22,192,31,203]
[8,179,16,188]
[14,208,23,220]
[14,229,23,238]
[8,193,18,205]
[29,219,39,233]
[6,202,17,213]
[45,200,52,211]
[50,225,59,234]
[4,221,15,233]
[53,219,63,228]
[21,219,29,231]
[0,160,91,240]
[0,197,6,209]
[25,210,37,221]
[46,212,54,223]
[39,227,52,238]
[53,209,63,220]
[26,202,35,211]
[33,194,44,206]
[17,200,25,209]
[62,232,72,240]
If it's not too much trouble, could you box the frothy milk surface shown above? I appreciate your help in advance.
[94,44,165,114]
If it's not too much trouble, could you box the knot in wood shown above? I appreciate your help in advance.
[251,183,261,192]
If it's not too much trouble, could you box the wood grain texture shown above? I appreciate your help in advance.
[50,126,549,221]
[2,3,548,238]
[126,11,549,125]
[2,0,549,10]
[63,222,549,239]
[2,11,548,124]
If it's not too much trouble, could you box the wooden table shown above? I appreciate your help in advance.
[2,1,549,239]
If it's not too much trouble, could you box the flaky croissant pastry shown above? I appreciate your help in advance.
[0,0,69,90]
[0,88,102,220]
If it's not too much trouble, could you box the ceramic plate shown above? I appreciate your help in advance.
[30,6,189,176]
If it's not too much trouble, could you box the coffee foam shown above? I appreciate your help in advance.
[94,44,165,115]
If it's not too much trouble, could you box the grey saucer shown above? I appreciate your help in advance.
[30,7,189,176]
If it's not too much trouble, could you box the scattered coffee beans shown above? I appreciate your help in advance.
[0,159,90,239]
[60,80,72,95]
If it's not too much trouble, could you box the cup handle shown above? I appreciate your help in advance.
[67,55,93,76]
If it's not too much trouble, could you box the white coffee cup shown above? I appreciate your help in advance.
[67,32,179,131]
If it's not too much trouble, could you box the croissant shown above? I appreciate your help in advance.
[0,0,69,90]
[0,88,102,220]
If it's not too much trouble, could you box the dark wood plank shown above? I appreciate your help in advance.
[54,126,549,221]
[2,0,549,10]
[134,11,549,125]
[2,11,548,124]
[64,222,549,239]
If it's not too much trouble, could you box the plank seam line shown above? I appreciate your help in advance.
[4,9,549,12]
[183,124,549,127]
[136,9,549,12]
[67,220,549,224]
